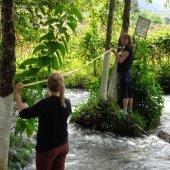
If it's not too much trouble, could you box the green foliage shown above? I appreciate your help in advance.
[157,63,170,93]
[15,87,43,138]
[16,0,82,82]
[132,40,164,128]
[71,77,147,137]
[79,30,104,76]
[71,93,146,137]
[145,30,170,93]
[80,31,101,60]
[88,77,100,95]
[152,33,170,54]
[64,72,90,89]
[8,135,34,170]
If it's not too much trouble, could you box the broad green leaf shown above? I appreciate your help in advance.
[15,119,27,136]
[37,70,50,80]
[39,30,55,42]
[26,128,33,138]
[54,4,64,15]
[67,16,77,33]
[45,41,66,57]
[57,53,63,66]
[44,18,59,26]
[40,49,48,55]
[60,36,68,51]
[33,44,46,54]
[28,66,40,75]
[45,41,60,54]
[57,43,66,57]
[52,55,59,70]
[15,71,31,81]
[64,32,70,42]
[26,119,36,138]
[70,6,82,21]
[19,58,38,68]
[38,55,51,67]
[59,27,70,42]
[16,69,39,80]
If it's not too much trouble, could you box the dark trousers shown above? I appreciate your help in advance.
[119,70,133,98]
[36,143,69,170]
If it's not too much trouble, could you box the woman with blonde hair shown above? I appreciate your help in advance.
[15,72,72,170]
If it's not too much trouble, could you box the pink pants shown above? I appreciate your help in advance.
[36,143,69,170]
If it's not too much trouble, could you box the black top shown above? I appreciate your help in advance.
[117,44,134,73]
[19,96,72,153]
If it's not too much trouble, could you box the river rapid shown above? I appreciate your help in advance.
[24,89,170,170]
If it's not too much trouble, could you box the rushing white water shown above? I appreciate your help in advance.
[24,91,170,170]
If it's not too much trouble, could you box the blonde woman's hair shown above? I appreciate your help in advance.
[47,72,66,108]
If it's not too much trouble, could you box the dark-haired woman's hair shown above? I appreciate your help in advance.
[122,33,132,44]
[47,72,66,108]
[117,33,132,52]
[120,33,133,50]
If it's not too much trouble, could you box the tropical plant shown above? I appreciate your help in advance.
[16,0,82,82]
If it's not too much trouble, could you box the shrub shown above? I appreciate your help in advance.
[8,135,34,170]
[156,63,170,94]
[71,95,147,137]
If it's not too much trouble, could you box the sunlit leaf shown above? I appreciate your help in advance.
[70,6,82,21]
[67,16,77,33]
[57,54,63,66]
[15,119,27,136]
[38,55,51,67]
[28,66,40,75]
[45,41,60,54]
[26,119,36,138]
[19,58,38,68]
[39,31,55,42]
[57,43,66,57]
[33,44,46,54]
[52,55,59,70]
[44,18,59,26]
[54,4,64,15]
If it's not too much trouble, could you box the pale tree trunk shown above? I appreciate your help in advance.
[99,0,116,101]
[0,0,15,169]
[108,0,131,102]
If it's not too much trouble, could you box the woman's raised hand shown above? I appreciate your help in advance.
[15,83,24,94]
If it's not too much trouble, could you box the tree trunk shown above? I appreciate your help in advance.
[99,0,116,101]
[0,0,15,169]
[121,0,131,34]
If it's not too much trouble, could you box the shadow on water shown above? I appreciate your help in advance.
[24,91,170,170]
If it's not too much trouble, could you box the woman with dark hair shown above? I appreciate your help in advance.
[111,33,134,114]
[15,72,72,170]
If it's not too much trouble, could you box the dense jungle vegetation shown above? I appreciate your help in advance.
[4,0,170,169]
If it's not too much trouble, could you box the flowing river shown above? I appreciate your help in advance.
[24,89,170,170]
